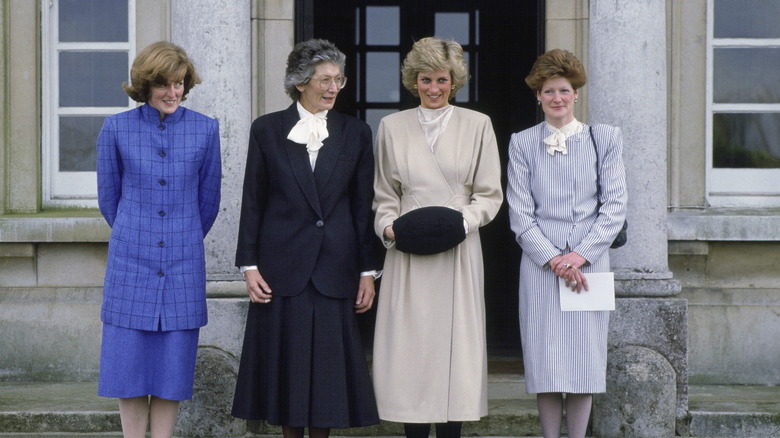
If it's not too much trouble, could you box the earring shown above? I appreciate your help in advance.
[537,101,541,106]
[575,99,578,103]
[413,84,418,90]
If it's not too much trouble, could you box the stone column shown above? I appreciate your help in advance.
[171,2,251,436]
[589,0,670,283]
[588,1,687,435]
[172,0,251,279]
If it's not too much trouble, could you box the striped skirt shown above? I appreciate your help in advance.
[517,252,610,394]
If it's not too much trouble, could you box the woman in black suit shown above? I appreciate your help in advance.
[231,39,380,438]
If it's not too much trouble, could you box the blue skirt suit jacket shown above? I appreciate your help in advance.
[97,103,222,332]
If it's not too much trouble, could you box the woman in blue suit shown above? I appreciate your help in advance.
[506,49,627,438]
[231,39,380,438]
[96,41,221,438]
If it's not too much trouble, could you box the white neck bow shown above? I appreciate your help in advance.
[543,119,582,156]
[287,110,329,155]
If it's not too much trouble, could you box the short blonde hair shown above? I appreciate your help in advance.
[524,49,587,93]
[123,41,201,103]
[401,37,469,99]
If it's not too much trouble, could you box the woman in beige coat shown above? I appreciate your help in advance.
[372,37,503,438]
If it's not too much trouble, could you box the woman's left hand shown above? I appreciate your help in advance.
[355,275,376,313]
[550,252,589,293]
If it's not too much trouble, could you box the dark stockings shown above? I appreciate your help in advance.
[281,426,330,438]
[403,421,463,438]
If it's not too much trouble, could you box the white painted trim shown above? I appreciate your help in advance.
[705,0,780,207]
[705,0,714,205]
[712,38,780,47]
[711,104,780,112]
[42,0,137,208]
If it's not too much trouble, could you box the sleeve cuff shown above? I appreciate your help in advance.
[361,270,383,279]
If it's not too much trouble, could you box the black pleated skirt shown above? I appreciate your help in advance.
[231,281,379,428]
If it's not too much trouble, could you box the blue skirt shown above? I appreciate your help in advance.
[98,323,199,401]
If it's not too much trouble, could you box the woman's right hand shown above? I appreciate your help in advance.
[549,253,588,293]
[244,269,273,303]
[384,225,396,241]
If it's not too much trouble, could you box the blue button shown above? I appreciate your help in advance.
[159,180,167,186]
[157,271,164,277]
[316,220,324,227]
[158,124,165,130]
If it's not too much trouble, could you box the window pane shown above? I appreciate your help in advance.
[355,53,361,102]
[366,109,397,139]
[714,0,780,38]
[59,0,128,42]
[713,113,780,168]
[355,7,361,45]
[714,48,780,104]
[366,52,399,103]
[366,7,399,45]
[59,116,104,172]
[435,12,470,45]
[60,51,128,107]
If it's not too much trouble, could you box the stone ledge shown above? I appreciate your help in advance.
[0,216,109,243]
[668,208,780,241]
[615,278,682,297]
[206,281,248,298]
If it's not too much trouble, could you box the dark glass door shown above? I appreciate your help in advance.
[300,0,543,355]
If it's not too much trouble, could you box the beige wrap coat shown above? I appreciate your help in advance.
[372,106,503,422]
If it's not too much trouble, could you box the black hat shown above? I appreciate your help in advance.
[393,206,466,255]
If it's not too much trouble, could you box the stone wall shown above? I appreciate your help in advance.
[671,242,780,385]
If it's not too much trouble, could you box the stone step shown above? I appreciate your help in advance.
[685,384,780,437]
[1,379,778,437]
[0,377,538,437]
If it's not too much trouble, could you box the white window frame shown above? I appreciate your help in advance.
[706,0,780,208]
[42,0,136,208]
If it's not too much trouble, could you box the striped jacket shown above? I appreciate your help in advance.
[506,122,627,268]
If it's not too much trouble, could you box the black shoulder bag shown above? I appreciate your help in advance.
[589,126,628,249]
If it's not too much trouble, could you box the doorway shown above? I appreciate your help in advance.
[299,0,543,356]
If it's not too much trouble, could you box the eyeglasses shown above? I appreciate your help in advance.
[307,75,348,91]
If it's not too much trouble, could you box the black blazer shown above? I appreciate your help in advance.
[235,103,381,299]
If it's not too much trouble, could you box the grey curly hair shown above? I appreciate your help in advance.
[284,39,346,101]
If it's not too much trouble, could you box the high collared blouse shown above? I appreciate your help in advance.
[97,103,221,331]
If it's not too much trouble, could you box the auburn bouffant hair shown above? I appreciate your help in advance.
[524,49,587,92]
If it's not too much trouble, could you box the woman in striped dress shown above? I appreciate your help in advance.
[505,49,627,438]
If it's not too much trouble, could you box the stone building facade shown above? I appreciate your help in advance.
[1,0,777,435]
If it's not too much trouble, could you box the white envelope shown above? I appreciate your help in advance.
[558,272,615,311]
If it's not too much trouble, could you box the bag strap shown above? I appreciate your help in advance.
[588,125,602,204]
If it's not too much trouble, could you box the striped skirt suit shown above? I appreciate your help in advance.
[505,122,627,394]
